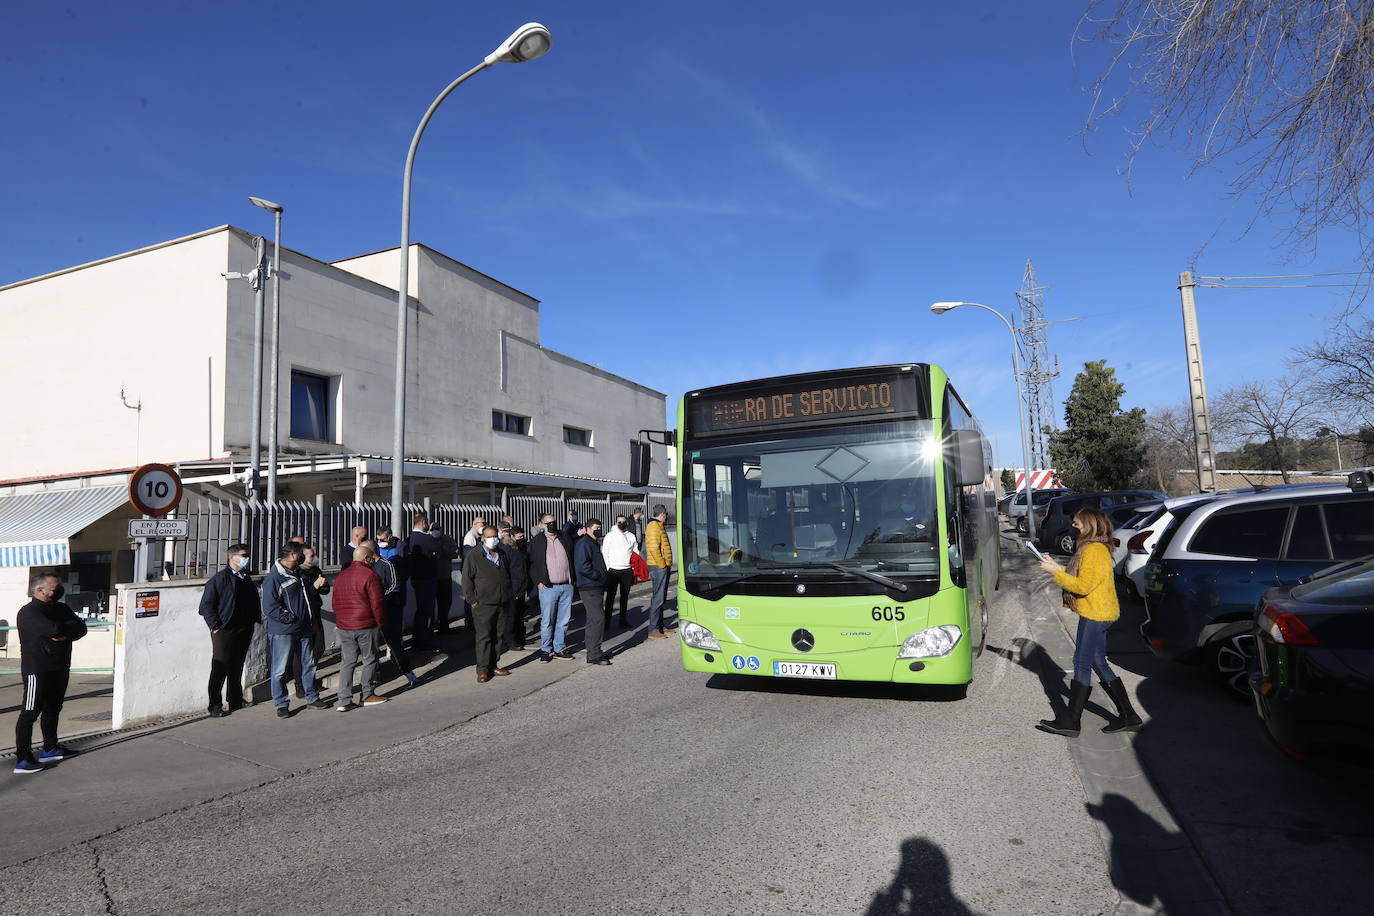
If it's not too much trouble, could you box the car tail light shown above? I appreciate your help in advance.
[1111,537,1120,548]
[1127,530,1153,554]
[1260,605,1320,646]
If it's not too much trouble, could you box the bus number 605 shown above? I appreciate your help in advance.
[871,606,906,622]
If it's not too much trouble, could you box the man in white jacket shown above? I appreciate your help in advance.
[600,513,638,631]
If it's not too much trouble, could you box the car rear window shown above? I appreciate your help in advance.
[1188,506,1289,559]
[1137,506,1169,529]
[1291,557,1374,604]
[1285,504,1330,561]
[1324,500,1374,561]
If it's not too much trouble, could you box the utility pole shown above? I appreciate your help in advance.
[1178,271,1218,492]
[1016,260,1060,470]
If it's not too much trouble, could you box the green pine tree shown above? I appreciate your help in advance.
[1049,360,1147,491]
[999,468,1017,493]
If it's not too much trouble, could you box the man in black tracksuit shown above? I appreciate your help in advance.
[14,573,88,773]
[198,543,262,716]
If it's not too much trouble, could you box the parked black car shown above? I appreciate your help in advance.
[1249,555,1374,762]
[1036,490,1168,555]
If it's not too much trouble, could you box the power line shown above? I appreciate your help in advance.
[1196,271,1368,280]
[1198,281,1374,289]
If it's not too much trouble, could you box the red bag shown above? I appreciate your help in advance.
[630,550,650,583]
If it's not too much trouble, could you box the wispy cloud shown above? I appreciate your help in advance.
[661,54,884,211]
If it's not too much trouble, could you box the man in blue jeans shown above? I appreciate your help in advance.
[528,513,575,662]
[262,543,331,717]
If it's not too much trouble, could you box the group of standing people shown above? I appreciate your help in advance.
[192,504,676,715]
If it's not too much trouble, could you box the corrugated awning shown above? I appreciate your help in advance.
[0,486,128,567]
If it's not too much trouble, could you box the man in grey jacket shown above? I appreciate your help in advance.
[262,543,331,717]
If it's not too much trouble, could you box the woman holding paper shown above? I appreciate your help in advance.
[1035,507,1143,736]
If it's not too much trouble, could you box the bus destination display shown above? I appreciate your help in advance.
[688,370,924,435]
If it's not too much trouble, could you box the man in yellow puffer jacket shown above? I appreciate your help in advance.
[645,505,675,638]
[1035,507,1143,736]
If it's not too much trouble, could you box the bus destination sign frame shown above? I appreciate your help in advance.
[686,367,927,437]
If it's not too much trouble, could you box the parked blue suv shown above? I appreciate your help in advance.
[1141,477,1374,694]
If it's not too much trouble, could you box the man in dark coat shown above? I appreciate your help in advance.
[528,513,576,662]
[198,543,261,716]
[13,573,88,774]
[499,527,532,652]
[460,525,512,682]
[574,520,612,666]
[406,513,441,649]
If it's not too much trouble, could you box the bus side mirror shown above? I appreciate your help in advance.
[630,441,652,489]
[951,430,986,488]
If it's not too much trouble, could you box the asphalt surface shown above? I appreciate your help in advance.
[0,566,1122,915]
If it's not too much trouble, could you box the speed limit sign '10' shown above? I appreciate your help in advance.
[128,463,183,517]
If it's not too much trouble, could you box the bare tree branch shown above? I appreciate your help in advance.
[1081,1,1374,274]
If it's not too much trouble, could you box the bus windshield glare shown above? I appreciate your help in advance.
[682,420,940,580]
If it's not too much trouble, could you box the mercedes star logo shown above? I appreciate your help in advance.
[796,584,806,595]
[791,629,815,653]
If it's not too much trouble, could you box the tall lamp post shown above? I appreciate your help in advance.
[249,196,284,504]
[931,301,1038,541]
[389,22,552,536]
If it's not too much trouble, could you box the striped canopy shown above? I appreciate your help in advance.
[0,486,128,567]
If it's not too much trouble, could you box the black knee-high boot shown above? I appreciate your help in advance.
[1100,678,1143,733]
[1037,680,1091,737]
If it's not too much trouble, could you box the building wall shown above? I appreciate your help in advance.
[0,230,232,480]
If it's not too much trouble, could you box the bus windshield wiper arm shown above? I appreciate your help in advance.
[824,563,909,592]
[696,572,775,592]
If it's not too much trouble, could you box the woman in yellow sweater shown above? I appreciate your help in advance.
[1035,506,1143,736]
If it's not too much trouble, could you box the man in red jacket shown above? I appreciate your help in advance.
[332,546,389,711]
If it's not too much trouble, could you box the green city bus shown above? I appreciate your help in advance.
[637,363,998,692]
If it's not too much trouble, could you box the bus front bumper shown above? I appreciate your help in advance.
[679,638,971,685]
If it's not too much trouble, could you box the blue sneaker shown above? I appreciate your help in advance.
[13,759,43,775]
[38,745,78,763]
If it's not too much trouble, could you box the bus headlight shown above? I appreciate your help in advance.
[681,621,721,651]
[897,625,963,659]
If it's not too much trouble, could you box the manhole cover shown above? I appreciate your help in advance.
[71,711,111,722]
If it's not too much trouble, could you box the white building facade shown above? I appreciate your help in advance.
[0,226,671,622]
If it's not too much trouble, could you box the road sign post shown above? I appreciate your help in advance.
[127,464,184,583]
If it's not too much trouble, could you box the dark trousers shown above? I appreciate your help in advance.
[411,578,436,643]
[580,586,607,662]
[604,568,633,626]
[436,576,454,631]
[16,669,69,762]
[500,592,528,651]
[380,592,413,678]
[472,602,502,675]
[208,626,254,711]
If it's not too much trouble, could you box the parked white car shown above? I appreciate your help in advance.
[1110,505,1160,570]
[1119,493,1217,598]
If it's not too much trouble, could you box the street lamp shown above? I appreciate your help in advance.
[249,196,284,505]
[931,301,1038,541]
[389,22,553,535]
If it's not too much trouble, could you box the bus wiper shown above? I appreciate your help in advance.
[696,572,777,593]
[824,562,909,593]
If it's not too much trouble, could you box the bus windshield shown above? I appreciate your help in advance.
[681,420,940,581]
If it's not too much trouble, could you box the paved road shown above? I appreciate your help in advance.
[0,568,1119,915]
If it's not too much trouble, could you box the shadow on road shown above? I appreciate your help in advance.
[985,638,1115,724]
[705,673,967,702]
[866,836,976,916]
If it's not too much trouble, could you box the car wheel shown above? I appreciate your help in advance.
[1058,533,1077,555]
[1209,633,1258,699]
[1016,517,1028,534]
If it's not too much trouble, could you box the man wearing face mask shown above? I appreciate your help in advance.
[460,525,512,682]
[574,519,612,665]
[561,510,582,544]
[198,544,262,718]
[13,573,88,774]
[601,514,638,631]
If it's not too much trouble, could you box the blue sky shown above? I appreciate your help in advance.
[3,2,1366,466]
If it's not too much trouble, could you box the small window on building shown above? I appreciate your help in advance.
[291,371,333,441]
[563,426,592,448]
[492,410,530,436]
